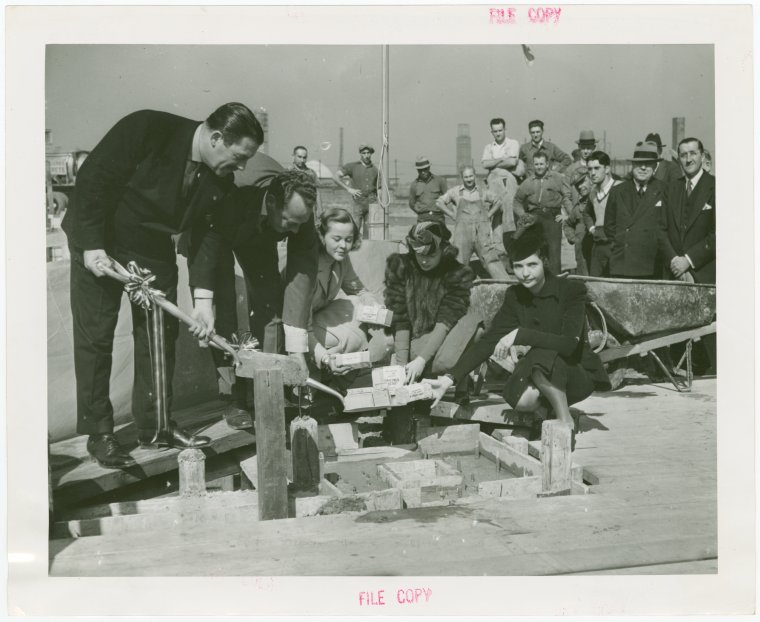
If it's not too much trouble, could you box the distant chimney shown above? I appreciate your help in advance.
[255,107,269,154]
[456,123,472,173]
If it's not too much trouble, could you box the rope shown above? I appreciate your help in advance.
[376,129,391,238]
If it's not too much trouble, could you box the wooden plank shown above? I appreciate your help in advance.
[541,421,572,494]
[431,396,513,425]
[239,455,258,489]
[478,476,541,499]
[52,491,260,538]
[236,350,307,385]
[51,401,256,507]
[478,432,542,477]
[418,423,480,456]
[253,368,288,520]
[317,423,359,457]
[334,446,413,463]
[599,322,716,363]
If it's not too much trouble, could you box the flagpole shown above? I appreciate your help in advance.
[382,44,390,239]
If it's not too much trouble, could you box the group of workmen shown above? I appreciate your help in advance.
[60,103,715,469]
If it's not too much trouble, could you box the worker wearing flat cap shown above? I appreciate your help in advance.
[563,166,591,275]
[564,130,598,186]
[408,156,448,226]
[333,144,380,239]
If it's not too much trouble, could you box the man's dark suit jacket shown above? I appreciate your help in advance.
[662,172,716,284]
[61,109,235,290]
[604,178,668,277]
[212,153,319,333]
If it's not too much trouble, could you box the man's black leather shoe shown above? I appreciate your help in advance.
[87,434,136,469]
[224,406,253,430]
[138,425,211,449]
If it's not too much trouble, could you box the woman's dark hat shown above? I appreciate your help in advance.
[406,221,450,256]
[509,223,548,263]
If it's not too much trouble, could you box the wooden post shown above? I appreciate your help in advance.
[540,420,572,495]
[253,368,289,520]
[290,415,320,492]
[178,449,206,497]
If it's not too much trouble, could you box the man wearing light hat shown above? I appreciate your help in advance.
[333,144,380,239]
[644,132,681,185]
[565,130,598,185]
[603,141,668,279]
[408,156,448,226]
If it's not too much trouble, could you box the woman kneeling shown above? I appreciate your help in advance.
[427,224,610,446]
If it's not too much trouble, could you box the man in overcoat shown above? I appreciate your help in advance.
[662,137,716,371]
[603,142,668,279]
[62,103,262,467]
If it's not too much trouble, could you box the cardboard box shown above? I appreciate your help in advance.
[371,365,406,390]
[332,350,371,369]
[355,305,393,327]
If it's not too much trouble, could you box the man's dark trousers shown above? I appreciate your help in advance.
[70,247,179,436]
[533,209,562,274]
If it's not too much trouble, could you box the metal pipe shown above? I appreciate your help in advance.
[304,377,345,407]
[150,305,170,441]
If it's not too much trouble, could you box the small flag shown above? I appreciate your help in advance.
[522,44,535,66]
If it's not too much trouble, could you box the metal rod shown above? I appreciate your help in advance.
[150,305,170,442]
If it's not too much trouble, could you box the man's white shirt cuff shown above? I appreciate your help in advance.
[685,254,695,269]
[284,324,309,353]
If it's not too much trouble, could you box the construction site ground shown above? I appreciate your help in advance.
[49,373,717,576]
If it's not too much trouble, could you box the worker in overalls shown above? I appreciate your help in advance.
[436,166,509,279]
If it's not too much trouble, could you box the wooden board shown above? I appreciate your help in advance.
[478,432,542,477]
[417,423,480,456]
[51,401,255,508]
[48,378,718,578]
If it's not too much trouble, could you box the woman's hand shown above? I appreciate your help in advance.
[422,375,454,407]
[493,329,519,360]
[405,356,427,384]
[325,356,353,375]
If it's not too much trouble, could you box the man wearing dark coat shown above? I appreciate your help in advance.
[604,142,668,279]
[61,103,262,468]
[662,137,716,371]
[210,160,320,429]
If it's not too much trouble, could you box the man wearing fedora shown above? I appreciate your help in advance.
[519,119,572,178]
[334,144,380,239]
[565,130,598,186]
[408,156,448,226]
[603,142,668,279]
[645,132,682,185]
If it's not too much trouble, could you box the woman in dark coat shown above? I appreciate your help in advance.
[427,224,610,444]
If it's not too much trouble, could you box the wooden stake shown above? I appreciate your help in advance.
[540,420,572,495]
[178,449,206,497]
[253,368,289,520]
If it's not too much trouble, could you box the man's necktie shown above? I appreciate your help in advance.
[686,180,693,198]
[637,185,645,198]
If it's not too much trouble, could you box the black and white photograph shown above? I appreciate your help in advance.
[6,3,755,617]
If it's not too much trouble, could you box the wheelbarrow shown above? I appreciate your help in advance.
[470,275,716,392]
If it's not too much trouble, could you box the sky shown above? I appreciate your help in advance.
[46,44,714,183]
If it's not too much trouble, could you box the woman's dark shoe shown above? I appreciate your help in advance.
[138,425,211,449]
[87,434,136,469]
